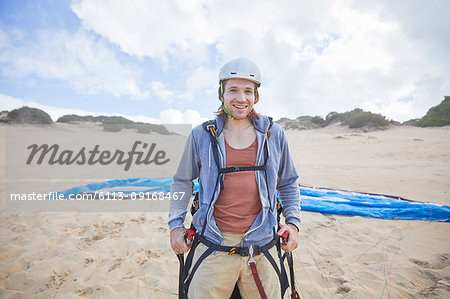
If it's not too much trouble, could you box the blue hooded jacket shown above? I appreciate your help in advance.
[169,115,301,247]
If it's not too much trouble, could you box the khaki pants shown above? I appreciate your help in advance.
[188,232,281,299]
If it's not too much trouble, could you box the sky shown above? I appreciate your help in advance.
[0,0,449,125]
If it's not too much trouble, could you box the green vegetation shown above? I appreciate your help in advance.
[310,116,326,127]
[276,115,324,130]
[325,111,341,125]
[56,113,171,134]
[347,109,391,129]
[101,116,134,131]
[57,115,134,125]
[324,109,393,129]
[57,114,86,123]
[277,108,395,131]
[103,116,134,125]
[296,116,313,122]
[348,111,370,128]
[134,122,171,135]
[402,119,420,126]
[8,107,53,124]
[57,114,105,123]
[416,97,450,127]
[103,123,122,132]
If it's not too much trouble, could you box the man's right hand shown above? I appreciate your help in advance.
[170,227,191,255]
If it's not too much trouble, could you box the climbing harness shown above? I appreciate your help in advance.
[177,118,299,299]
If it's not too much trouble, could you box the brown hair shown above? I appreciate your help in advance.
[215,80,260,119]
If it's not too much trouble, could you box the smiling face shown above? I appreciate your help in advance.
[221,78,258,120]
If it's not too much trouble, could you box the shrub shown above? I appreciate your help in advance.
[416,97,450,127]
[136,124,151,134]
[103,123,122,132]
[57,114,83,123]
[325,111,341,125]
[348,110,390,129]
[9,107,53,124]
[311,116,326,126]
[348,111,370,128]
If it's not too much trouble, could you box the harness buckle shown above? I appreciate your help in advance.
[247,245,256,265]
[206,124,217,137]
[184,229,196,246]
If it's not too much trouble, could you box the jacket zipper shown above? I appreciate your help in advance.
[242,132,270,242]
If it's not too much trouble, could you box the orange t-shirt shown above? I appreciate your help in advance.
[213,138,262,233]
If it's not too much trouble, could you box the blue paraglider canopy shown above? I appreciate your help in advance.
[59,177,450,222]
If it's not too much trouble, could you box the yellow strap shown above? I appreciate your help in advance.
[228,247,236,255]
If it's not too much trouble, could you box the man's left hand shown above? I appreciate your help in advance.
[277,224,299,253]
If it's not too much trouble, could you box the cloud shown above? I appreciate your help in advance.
[160,109,207,126]
[360,100,416,123]
[2,0,448,123]
[150,81,175,103]
[182,66,217,101]
[72,0,215,65]
[71,0,449,121]
[0,27,148,98]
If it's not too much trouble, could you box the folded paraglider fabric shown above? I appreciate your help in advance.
[59,178,450,222]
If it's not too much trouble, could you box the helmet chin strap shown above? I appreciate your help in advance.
[222,103,237,120]
[222,103,254,120]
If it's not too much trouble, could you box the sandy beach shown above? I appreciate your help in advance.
[0,123,449,298]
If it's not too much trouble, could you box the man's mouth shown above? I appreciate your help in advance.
[233,104,248,110]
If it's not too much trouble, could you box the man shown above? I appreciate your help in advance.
[169,58,301,298]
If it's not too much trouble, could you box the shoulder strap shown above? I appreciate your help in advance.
[201,119,218,137]
[267,116,273,139]
[201,119,220,170]
[263,117,273,165]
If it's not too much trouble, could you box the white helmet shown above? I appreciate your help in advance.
[218,58,261,87]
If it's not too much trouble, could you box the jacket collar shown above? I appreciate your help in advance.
[215,115,270,136]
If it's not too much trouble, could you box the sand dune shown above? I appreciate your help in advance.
[0,124,449,298]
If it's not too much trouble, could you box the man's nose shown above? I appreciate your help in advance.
[236,90,245,100]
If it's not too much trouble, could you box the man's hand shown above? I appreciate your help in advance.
[170,227,191,255]
[277,224,299,253]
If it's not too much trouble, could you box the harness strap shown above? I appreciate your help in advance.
[219,165,266,174]
[218,165,266,190]
[184,246,215,291]
[177,254,185,299]
[183,235,281,298]
[277,240,290,295]
[202,120,221,171]
[202,119,272,191]
[197,235,278,256]
[263,245,289,294]
[248,259,267,299]
[187,117,295,298]
[286,252,300,299]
